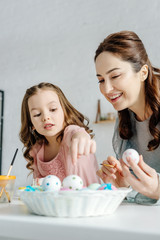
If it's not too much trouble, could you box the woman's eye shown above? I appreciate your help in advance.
[34,113,41,117]
[112,74,120,79]
[98,79,104,84]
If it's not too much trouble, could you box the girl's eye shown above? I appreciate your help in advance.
[34,113,41,117]
[111,74,120,79]
[98,79,104,84]
[51,108,57,112]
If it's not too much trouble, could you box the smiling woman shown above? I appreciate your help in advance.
[94,31,160,204]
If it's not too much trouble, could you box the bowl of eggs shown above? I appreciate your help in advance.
[19,174,131,218]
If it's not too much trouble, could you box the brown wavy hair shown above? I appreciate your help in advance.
[95,31,160,151]
[19,82,93,171]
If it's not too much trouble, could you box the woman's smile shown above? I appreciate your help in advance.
[95,51,145,113]
[108,93,123,103]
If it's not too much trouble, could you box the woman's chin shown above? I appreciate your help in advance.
[113,104,126,112]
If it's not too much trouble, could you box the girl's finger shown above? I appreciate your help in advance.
[90,140,96,154]
[77,139,85,155]
[84,140,91,156]
[70,138,78,164]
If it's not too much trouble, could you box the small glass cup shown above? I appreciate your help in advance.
[0,175,16,203]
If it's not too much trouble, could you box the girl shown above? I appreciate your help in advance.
[19,82,100,186]
[94,31,160,204]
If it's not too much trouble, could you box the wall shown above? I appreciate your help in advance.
[1,0,160,187]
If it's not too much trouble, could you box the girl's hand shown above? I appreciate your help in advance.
[97,156,129,188]
[70,131,96,164]
[120,155,160,199]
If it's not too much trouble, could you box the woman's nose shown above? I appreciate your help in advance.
[100,80,113,94]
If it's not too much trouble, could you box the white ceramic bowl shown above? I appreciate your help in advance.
[19,187,131,217]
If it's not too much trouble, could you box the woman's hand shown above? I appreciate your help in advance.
[97,156,129,188]
[70,131,96,164]
[120,155,160,200]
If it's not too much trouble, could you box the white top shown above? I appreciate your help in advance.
[0,199,160,240]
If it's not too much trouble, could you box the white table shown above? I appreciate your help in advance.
[0,199,159,240]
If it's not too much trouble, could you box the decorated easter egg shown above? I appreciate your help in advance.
[88,183,101,190]
[42,175,61,191]
[62,175,83,190]
[122,149,139,167]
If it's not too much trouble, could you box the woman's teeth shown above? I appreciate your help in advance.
[110,93,122,100]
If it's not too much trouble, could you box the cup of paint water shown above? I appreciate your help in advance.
[0,175,16,203]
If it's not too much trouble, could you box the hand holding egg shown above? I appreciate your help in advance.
[122,149,139,167]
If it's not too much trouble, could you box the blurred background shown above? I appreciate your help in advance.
[1,0,160,187]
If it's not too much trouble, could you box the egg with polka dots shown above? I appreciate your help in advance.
[122,149,139,167]
[62,175,83,190]
[42,175,61,191]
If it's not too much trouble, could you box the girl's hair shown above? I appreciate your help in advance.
[19,82,93,171]
[95,31,160,151]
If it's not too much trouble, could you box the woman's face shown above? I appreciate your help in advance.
[95,51,146,112]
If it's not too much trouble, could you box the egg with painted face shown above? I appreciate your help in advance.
[42,175,61,191]
[122,149,139,167]
[62,175,83,190]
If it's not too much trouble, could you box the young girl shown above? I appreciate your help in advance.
[19,82,100,186]
[94,31,160,204]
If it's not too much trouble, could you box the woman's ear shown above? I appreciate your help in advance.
[140,64,148,81]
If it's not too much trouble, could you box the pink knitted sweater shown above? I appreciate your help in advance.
[29,125,100,186]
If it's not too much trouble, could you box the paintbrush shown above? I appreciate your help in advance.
[100,163,114,168]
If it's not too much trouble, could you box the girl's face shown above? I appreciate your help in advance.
[95,52,146,113]
[28,89,65,141]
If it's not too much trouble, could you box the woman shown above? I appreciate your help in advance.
[95,31,160,204]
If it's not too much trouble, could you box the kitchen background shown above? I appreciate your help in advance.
[1,0,160,187]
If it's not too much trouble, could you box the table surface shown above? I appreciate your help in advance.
[0,199,159,240]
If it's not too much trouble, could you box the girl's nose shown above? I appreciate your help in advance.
[42,114,50,122]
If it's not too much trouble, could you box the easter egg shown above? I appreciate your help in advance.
[42,175,61,191]
[62,175,83,190]
[88,183,101,190]
[122,149,139,167]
